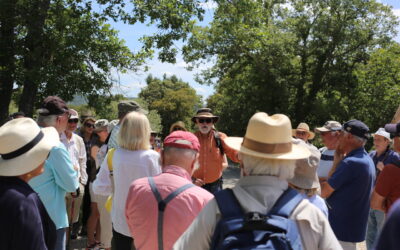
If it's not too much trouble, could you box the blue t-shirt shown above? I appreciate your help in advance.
[327,147,376,242]
[369,149,400,176]
[374,199,400,250]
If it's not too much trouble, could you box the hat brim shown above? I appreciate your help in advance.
[191,116,219,123]
[0,127,59,176]
[292,129,315,140]
[314,127,330,133]
[225,137,311,160]
[70,115,79,119]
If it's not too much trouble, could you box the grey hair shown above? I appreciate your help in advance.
[164,147,199,170]
[37,115,57,127]
[344,131,367,146]
[241,153,297,180]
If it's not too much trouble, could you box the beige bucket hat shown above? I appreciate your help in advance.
[289,139,321,189]
[224,113,311,160]
[292,122,315,140]
[0,118,59,176]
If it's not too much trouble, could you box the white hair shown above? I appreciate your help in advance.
[163,147,199,170]
[241,153,297,180]
[37,115,57,127]
[344,131,367,146]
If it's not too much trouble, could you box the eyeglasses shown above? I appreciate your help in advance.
[197,118,213,124]
[173,127,184,131]
[85,123,95,128]
[296,131,307,136]
[68,118,79,124]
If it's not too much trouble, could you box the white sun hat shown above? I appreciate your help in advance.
[0,118,59,176]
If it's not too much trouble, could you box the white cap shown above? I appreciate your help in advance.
[373,128,391,141]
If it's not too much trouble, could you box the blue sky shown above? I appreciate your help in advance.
[107,0,400,101]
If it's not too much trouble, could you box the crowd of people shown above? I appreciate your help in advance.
[1,95,400,250]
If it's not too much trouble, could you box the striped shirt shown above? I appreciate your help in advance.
[317,147,335,178]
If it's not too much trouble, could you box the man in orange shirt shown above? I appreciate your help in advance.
[191,108,239,194]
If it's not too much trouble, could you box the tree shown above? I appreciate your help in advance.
[139,74,202,136]
[0,0,206,124]
[183,0,399,134]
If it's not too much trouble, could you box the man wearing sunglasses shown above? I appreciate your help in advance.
[191,108,239,194]
[60,109,88,241]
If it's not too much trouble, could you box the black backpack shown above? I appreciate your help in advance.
[210,188,303,250]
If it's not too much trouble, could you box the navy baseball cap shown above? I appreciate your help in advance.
[343,120,370,139]
[385,122,400,135]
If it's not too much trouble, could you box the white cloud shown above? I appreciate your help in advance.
[200,1,217,10]
[393,8,400,18]
[195,87,207,94]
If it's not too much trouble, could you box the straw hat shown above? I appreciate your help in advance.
[191,108,219,123]
[169,121,187,133]
[292,123,315,140]
[224,113,311,160]
[0,118,59,176]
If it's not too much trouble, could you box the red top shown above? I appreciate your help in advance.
[375,164,400,213]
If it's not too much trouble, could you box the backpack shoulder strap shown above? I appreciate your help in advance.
[268,188,303,218]
[213,130,224,155]
[148,176,195,250]
[107,148,116,172]
[214,188,243,218]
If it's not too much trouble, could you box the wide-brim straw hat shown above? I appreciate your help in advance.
[224,113,311,160]
[292,122,315,140]
[191,108,219,123]
[169,121,187,133]
[0,118,59,176]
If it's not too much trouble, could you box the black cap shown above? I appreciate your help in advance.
[343,119,370,139]
[38,96,68,116]
[385,122,400,135]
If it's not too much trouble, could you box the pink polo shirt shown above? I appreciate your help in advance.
[125,165,213,250]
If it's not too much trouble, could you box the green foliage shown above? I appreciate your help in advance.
[183,0,399,135]
[139,74,202,136]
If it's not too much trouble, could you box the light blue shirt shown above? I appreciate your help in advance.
[29,142,79,229]
[107,124,120,149]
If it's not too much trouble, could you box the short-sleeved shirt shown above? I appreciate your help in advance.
[369,149,400,177]
[0,177,56,250]
[317,147,335,178]
[327,147,375,242]
[375,164,400,213]
[374,199,400,250]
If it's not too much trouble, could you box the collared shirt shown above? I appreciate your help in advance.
[375,164,400,213]
[125,165,213,250]
[0,177,56,250]
[192,130,238,184]
[327,147,375,242]
[93,148,161,236]
[60,132,88,185]
[107,124,120,149]
[173,176,341,250]
[29,142,79,229]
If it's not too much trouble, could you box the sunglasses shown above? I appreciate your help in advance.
[68,118,79,124]
[173,127,184,131]
[197,118,213,124]
[85,123,95,128]
[296,131,307,136]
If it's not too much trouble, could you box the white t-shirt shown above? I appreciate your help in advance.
[317,147,335,178]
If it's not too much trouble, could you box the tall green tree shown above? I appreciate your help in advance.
[0,0,205,124]
[139,74,202,136]
[184,0,398,135]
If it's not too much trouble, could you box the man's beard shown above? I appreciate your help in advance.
[199,125,212,134]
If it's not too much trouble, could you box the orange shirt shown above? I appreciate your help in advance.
[193,130,239,183]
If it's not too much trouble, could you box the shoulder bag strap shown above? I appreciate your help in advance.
[268,188,303,218]
[148,177,194,250]
[107,148,116,196]
[214,188,243,218]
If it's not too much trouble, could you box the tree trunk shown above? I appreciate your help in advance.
[18,0,51,117]
[0,0,16,125]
